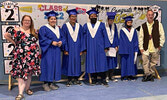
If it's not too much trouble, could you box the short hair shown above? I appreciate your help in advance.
[69,14,77,17]
[147,9,154,14]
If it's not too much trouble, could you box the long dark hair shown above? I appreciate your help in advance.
[21,15,38,39]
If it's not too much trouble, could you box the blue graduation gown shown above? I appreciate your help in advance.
[119,28,138,77]
[83,22,111,73]
[61,23,83,76]
[107,24,119,69]
[39,25,65,82]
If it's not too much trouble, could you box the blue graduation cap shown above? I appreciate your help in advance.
[86,8,99,15]
[123,16,134,21]
[107,12,116,20]
[66,9,78,16]
[44,10,59,17]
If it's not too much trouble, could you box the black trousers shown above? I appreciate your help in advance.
[68,76,79,81]
[44,81,52,85]
[92,72,106,81]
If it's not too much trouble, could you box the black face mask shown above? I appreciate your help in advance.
[90,18,97,24]
[126,25,132,28]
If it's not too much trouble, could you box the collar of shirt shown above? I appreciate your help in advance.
[146,21,154,27]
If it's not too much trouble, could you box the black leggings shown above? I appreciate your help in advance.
[92,72,106,80]
[68,76,79,81]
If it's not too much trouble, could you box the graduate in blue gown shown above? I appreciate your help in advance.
[119,16,138,81]
[105,12,119,82]
[82,8,111,86]
[39,11,65,91]
[61,9,83,87]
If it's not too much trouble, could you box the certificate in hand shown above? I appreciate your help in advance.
[106,47,116,57]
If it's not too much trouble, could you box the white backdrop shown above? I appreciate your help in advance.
[1,1,161,73]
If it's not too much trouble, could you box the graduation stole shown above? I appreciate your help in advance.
[122,27,135,42]
[45,24,60,39]
[87,21,100,38]
[105,22,115,44]
[66,22,79,42]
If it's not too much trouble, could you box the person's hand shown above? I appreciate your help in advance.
[52,41,58,46]
[105,49,108,53]
[158,46,162,51]
[80,52,83,56]
[4,32,16,47]
[57,41,62,47]
[115,47,118,52]
[83,51,87,54]
[13,42,16,47]
[64,51,69,55]
[140,49,144,54]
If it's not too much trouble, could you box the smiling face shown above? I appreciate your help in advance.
[146,10,154,23]
[48,16,57,27]
[22,16,32,28]
[69,15,77,24]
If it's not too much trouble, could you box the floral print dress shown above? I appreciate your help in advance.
[9,29,41,80]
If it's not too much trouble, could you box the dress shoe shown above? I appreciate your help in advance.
[142,75,154,82]
[102,81,109,87]
[66,81,73,87]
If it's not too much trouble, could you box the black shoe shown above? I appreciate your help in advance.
[142,75,154,82]
[142,78,147,82]
[142,75,149,82]
[147,75,154,81]
[76,80,82,86]
[66,81,73,87]
[150,77,154,82]
[128,76,136,81]
[102,81,109,87]
[73,79,77,85]
[96,80,102,85]
[121,77,125,81]
[127,76,131,81]
[91,80,96,85]
[149,75,154,82]
[121,76,128,81]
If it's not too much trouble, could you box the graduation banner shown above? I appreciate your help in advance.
[0,1,161,76]
[17,3,161,31]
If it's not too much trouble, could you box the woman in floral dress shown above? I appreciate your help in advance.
[4,15,41,100]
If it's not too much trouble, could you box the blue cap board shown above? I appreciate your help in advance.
[86,8,99,15]
[66,9,78,15]
[107,12,116,20]
[123,16,134,21]
[45,10,59,17]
